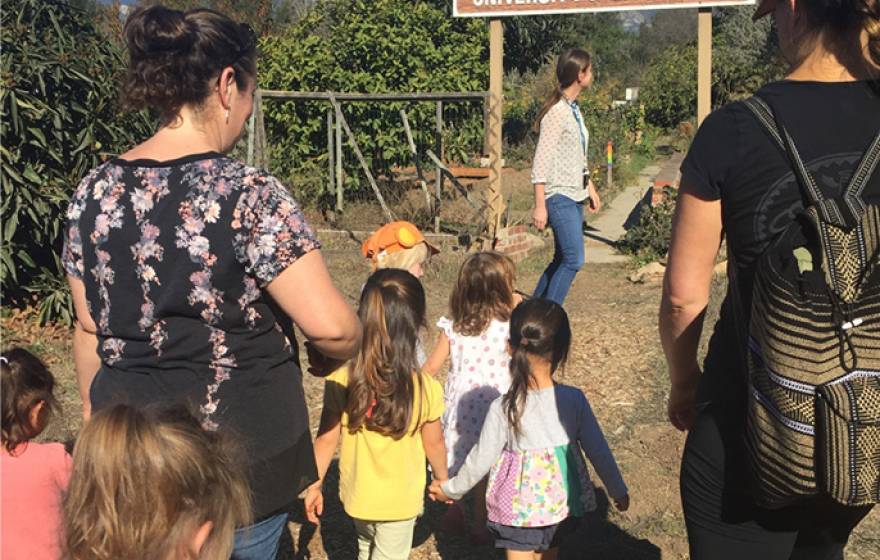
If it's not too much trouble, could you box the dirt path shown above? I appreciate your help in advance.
[278,239,879,560]
[12,165,876,560]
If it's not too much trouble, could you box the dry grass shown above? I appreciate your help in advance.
[6,168,877,559]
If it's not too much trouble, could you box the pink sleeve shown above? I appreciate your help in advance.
[52,444,73,490]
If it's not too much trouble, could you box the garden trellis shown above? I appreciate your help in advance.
[245,89,491,234]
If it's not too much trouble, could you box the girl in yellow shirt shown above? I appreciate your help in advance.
[305,269,448,560]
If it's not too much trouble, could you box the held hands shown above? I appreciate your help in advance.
[305,341,345,378]
[428,478,453,504]
[304,482,324,524]
[613,493,630,512]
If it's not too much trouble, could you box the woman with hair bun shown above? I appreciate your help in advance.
[660,0,879,557]
[61,5,361,558]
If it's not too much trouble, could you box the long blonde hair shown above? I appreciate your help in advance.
[63,404,251,560]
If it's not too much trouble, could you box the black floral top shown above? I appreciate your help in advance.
[63,152,321,517]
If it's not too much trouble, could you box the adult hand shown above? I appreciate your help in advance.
[587,180,602,214]
[613,493,630,512]
[306,341,346,378]
[304,482,324,524]
[428,479,453,504]
[533,204,548,231]
[668,374,700,431]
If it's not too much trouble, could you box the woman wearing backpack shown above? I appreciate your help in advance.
[659,0,879,558]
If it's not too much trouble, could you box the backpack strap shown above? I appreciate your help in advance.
[743,96,880,230]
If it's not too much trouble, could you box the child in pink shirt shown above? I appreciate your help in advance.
[1,348,72,560]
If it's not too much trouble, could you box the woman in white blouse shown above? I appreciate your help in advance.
[531,48,601,305]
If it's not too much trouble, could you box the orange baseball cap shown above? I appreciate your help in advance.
[362,221,439,262]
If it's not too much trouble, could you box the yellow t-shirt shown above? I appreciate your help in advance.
[324,366,444,521]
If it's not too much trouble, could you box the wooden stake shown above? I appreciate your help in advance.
[327,108,334,196]
[329,95,395,222]
[399,109,433,209]
[697,7,712,126]
[487,19,505,239]
[335,103,343,211]
[435,101,443,233]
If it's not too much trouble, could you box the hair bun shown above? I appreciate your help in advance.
[125,5,196,58]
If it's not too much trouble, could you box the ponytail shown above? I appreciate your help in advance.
[533,48,592,132]
[502,299,572,436]
[503,342,533,436]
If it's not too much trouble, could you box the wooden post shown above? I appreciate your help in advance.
[487,19,505,239]
[329,96,395,222]
[435,101,443,233]
[697,7,712,126]
[253,91,267,169]
[335,102,344,211]
[327,108,334,196]
[399,109,433,208]
[246,104,256,166]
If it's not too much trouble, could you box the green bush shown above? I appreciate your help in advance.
[1,0,153,323]
[640,43,697,129]
[617,187,678,263]
[258,0,487,197]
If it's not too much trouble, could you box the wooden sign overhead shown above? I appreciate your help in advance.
[453,0,755,17]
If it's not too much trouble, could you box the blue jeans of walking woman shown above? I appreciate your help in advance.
[534,194,585,304]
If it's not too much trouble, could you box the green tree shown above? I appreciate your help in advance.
[640,42,697,128]
[258,0,487,197]
[713,5,781,104]
[1,0,153,322]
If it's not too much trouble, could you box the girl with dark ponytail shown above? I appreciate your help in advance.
[531,48,601,305]
[430,299,629,558]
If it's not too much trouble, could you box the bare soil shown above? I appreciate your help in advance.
[7,168,877,559]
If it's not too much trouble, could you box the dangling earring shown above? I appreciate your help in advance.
[225,109,230,124]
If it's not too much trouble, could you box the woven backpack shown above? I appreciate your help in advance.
[742,96,880,508]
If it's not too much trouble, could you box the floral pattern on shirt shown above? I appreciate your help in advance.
[486,443,595,527]
[61,155,320,431]
[131,167,171,354]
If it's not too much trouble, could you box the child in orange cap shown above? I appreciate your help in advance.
[362,221,439,278]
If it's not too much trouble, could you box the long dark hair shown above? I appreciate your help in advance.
[450,252,516,336]
[502,299,571,436]
[534,48,592,131]
[1,348,57,454]
[346,269,427,439]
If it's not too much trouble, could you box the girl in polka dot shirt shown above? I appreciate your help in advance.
[423,252,521,543]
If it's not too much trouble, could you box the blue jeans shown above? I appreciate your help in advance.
[533,195,585,305]
[232,512,288,560]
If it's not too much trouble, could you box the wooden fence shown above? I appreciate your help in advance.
[245,90,492,231]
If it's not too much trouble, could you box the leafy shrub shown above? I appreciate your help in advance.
[1,0,154,323]
[258,0,487,197]
[617,187,678,263]
[640,43,697,129]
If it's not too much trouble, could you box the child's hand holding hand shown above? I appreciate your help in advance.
[613,493,630,512]
[305,342,346,378]
[304,482,324,524]
[428,479,453,504]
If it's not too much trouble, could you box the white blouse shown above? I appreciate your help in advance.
[530,98,590,202]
